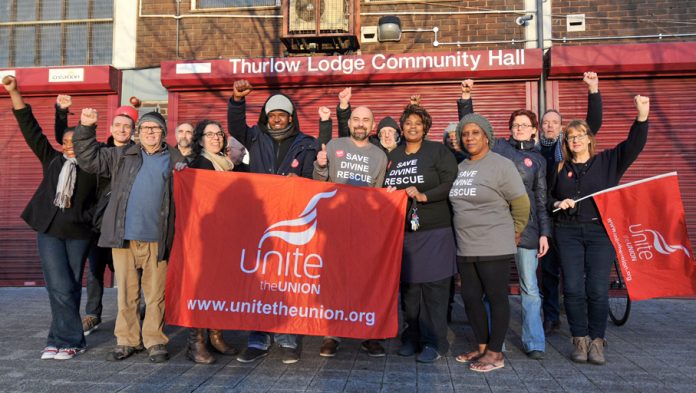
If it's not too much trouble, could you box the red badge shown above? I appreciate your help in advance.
[335,150,345,158]
[524,158,533,168]
[387,160,392,169]
[567,171,573,178]
[291,159,299,168]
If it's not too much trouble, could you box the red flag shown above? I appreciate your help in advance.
[593,172,696,300]
[165,169,408,338]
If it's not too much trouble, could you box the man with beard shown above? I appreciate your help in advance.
[313,105,388,357]
[174,123,194,161]
[228,79,318,364]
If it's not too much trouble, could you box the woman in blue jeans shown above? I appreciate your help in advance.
[549,95,649,365]
[3,76,97,360]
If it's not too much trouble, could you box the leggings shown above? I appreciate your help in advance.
[458,256,512,352]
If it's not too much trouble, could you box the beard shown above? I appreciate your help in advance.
[351,127,369,141]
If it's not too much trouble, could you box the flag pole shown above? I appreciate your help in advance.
[552,172,678,213]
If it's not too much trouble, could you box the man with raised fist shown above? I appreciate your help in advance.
[73,106,185,364]
[227,79,318,365]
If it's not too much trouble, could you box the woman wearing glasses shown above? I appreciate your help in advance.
[549,96,649,365]
[185,119,238,363]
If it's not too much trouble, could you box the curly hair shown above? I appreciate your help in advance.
[399,104,432,136]
[192,119,227,156]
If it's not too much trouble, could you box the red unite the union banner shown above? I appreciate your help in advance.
[165,169,408,338]
[593,172,696,301]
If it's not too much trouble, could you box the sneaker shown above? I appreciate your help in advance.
[319,338,339,357]
[236,347,269,363]
[526,350,545,360]
[54,347,85,360]
[360,340,386,357]
[281,346,301,364]
[147,344,169,363]
[106,344,144,361]
[41,346,58,360]
[82,315,101,336]
[416,346,441,363]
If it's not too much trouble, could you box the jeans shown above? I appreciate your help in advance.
[516,247,545,352]
[554,222,614,339]
[248,332,300,350]
[541,241,561,323]
[85,244,113,318]
[37,232,91,349]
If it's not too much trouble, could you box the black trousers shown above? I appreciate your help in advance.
[458,256,511,352]
[400,276,452,354]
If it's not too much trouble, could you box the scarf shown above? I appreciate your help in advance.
[266,123,295,142]
[540,132,564,162]
[53,155,77,209]
[202,150,234,172]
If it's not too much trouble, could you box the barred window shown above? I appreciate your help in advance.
[192,0,280,9]
[0,0,113,67]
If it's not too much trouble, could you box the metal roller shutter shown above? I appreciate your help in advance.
[170,80,532,146]
[0,95,115,286]
[551,77,696,245]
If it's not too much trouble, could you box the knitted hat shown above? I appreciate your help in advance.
[377,116,401,135]
[457,113,495,149]
[137,111,167,136]
[264,94,294,115]
[115,105,138,124]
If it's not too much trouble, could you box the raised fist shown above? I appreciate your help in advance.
[461,79,475,99]
[233,80,253,101]
[81,108,98,127]
[316,143,328,168]
[56,94,72,110]
[318,106,331,121]
[583,72,599,93]
[634,95,649,122]
[338,87,351,109]
[409,94,421,106]
[2,75,17,92]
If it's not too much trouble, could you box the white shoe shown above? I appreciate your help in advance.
[41,346,58,360]
[54,347,85,360]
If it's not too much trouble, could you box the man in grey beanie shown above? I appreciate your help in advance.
[73,108,185,364]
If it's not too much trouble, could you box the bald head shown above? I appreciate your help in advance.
[348,106,375,144]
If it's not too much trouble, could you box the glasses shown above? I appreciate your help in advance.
[140,125,163,134]
[203,132,225,139]
[511,124,533,130]
[566,133,588,142]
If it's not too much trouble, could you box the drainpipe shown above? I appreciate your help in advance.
[537,0,546,115]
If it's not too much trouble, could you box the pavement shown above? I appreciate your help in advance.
[0,287,695,392]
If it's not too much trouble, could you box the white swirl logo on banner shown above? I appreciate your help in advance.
[258,190,337,248]
[645,229,691,257]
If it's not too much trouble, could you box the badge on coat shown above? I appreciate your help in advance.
[524,158,533,168]
[291,159,299,168]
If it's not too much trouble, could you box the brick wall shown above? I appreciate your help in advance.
[135,0,528,67]
[135,1,696,67]
[551,1,696,45]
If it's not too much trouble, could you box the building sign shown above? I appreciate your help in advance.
[48,68,85,83]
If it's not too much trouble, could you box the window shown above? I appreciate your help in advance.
[0,0,113,68]
[192,0,280,9]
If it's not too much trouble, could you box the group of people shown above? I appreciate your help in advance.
[3,71,649,372]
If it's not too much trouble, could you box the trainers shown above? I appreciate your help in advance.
[360,340,386,357]
[106,344,144,361]
[281,346,301,364]
[319,338,339,357]
[416,346,441,363]
[54,347,85,360]
[82,315,101,336]
[41,346,58,360]
[148,344,169,363]
[236,347,269,363]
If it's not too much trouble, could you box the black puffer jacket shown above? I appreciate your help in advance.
[493,138,551,249]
